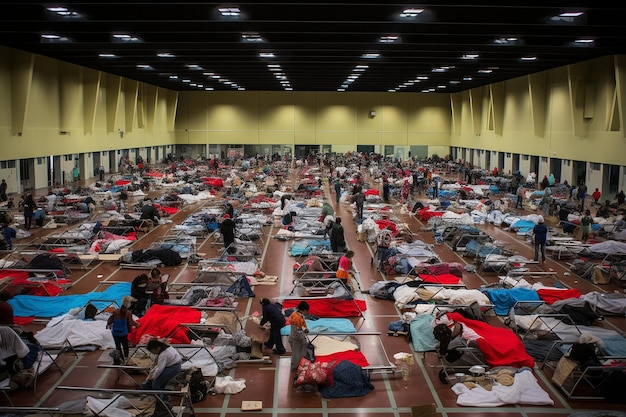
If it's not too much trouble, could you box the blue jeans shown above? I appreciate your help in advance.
[141,362,182,400]
[534,242,546,262]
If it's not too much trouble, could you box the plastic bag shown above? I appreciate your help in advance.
[214,375,246,394]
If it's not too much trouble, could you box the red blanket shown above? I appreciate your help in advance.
[283,299,366,318]
[418,273,462,285]
[129,304,201,345]
[0,271,65,296]
[315,350,369,367]
[446,312,535,368]
[537,288,581,304]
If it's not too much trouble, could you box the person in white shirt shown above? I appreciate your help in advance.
[46,192,57,213]
[140,338,182,399]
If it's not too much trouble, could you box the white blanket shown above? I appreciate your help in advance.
[35,314,115,349]
[452,369,553,407]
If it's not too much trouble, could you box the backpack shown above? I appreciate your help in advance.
[151,283,170,304]
[111,316,129,337]
[188,368,208,402]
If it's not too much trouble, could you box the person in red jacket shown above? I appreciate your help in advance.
[591,188,602,204]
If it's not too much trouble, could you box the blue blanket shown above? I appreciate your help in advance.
[410,314,438,352]
[482,287,540,315]
[8,283,132,318]
[280,318,356,335]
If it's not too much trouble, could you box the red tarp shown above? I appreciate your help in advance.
[282,298,366,318]
[446,312,535,369]
[129,304,202,345]
[537,288,581,304]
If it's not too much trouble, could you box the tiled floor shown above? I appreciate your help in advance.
[3,170,625,416]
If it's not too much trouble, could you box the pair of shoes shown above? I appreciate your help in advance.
[272,349,286,354]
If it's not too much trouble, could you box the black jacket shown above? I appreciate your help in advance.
[261,302,286,327]
[330,223,345,249]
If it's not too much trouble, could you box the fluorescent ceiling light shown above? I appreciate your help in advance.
[559,11,584,17]
[218,6,241,16]
[461,54,479,60]
[259,52,275,58]
[463,77,473,81]
[388,89,396,92]
[361,53,380,59]
[189,83,197,87]
[41,33,71,42]
[46,6,80,17]
[41,34,60,39]
[136,64,151,69]
[379,35,399,43]
[112,34,141,42]
[242,33,263,42]
[449,80,461,84]
[337,89,346,92]
[238,88,246,91]
[478,69,493,73]
[416,76,429,80]
[98,53,117,58]
[169,75,178,79]
[521,56,537,61]
[400,8,424,18]
[205,87,214,91]
[157,52,175,58]
[185,64,202,69]
[355,65,369,69]
[575,38,594,43]
[182,79,191,83]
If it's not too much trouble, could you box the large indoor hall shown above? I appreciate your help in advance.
[2,2,626,417]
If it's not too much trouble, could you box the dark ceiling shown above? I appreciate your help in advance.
[1,1,626,93]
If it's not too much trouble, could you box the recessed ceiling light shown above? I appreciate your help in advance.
[185,64,203,69]
[218,6,241,16]
[169,75,178,79]
[388,89,396,92]
[211,75,220,79]
[449,80,461,84]
[463,77,473,81]
[136,64,152,69]
[461,54,479,60]
[242,33,263,42]
[190,83,197,87]
[559,11,584,17]
[259,52,275,58]
[355,65,369,69]
[400,8,424,18]
[205,87,214,91]
[157,52,175,58]
[98,53,117,58]
[182,79,191,83]
[41,33,71,42]
[574,38,594,44]
[478,69,493,74]
[379,35,399,43]
[112,34,141,42]
[361,53,380,59]
[416,76,429,80]
[521,56,537,61]
[238,87,246,91]
[46,6,80,17]
[337,88,346,92]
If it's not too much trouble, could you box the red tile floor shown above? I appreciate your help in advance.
[3,170,625,417]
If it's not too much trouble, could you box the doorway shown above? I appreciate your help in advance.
[512,153,520,174]
[498,152,505,172]
[603,164,620,195]
[356,145,374,154]
[573,160,587,186]
[530,156,539,176]
[550,158,562,183]
[294,145,320,160]
[485,151,491,170]
[19,158,35,192]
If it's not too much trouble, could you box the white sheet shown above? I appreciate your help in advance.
[452,369,554,407]
[35,314,115,349]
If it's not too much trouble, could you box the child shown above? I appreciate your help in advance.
[581,209,594,243]
[592,188,602,204]
[1,223,17,250]
[106,295,140,363]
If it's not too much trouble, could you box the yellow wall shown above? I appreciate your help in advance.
[450,55,626,166]
[175,91,452,149]
[0,46,176,161]
[2,43,625,173]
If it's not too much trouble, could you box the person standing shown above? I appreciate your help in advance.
[577,182,587,211]
[382,173,390,203]
[288,301,309,371]
[329,217,346,253]
[336,250,355,292]
[333,178,342,204]
[140,338,183,400]
[581,209,594,243]
[516,186,524,210]
[533,216,548,264]
[259,298,286,354]
[219,213,236,253]
[616,190,625,206]
[46,191,57,213]
[99,165,105,181]
[22,193,36,230]
[352,187,365,221]
[0,179,7,202]
[106,295,140,363]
